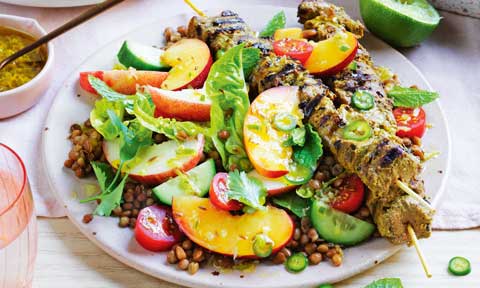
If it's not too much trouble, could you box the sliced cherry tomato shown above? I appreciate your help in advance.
[209,172,243,211]
[273,39,314,65]
[330,174,365,214]
[134,205,183,252]
[393,107,427,138]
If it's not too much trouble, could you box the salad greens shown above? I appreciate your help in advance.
[364,278,403,288]
[259,11,286,37]
[292,124,323,171]
[206,44,252,171]
[88,75,137,113]
[272,192,311,217]
[227,170,267,211]
[283,127,306,147]
[388,86,439,107]
[242,47,261,77]
[90,98,124,140]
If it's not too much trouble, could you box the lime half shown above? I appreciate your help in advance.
[360,0,441,47]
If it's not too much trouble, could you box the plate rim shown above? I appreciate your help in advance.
[41,7,451,288]
[0,0,102,7]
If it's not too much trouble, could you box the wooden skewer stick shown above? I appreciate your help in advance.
[397,180,434,278]
[183,0,206,17]
[396,180,435,212]
[407,224,432,278]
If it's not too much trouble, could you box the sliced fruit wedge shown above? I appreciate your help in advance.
[304,31,358,76]
[244,86,303,178]
[247,170,297,196]
[79,70,168,95]
[160,39,213,91]
[103,135,204,185]
[274,27,304,41]
[153,159,216,206]
[145,86,211,122]
[117,40,170,71]
[172,196,294,258]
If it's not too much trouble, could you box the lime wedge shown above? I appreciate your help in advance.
[360,0,441,47]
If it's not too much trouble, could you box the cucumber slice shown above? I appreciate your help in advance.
[153,159,216,205]
[117,41,170,71]
[310,200,375,246]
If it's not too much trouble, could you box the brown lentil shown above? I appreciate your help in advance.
[175,246,187,261]
[192,247,204,262]
[302,29,318,39]
[293,228,301,241]
[308,253,323,265]
[119,216,129,228]
[411,145,424,160]
[167,250,178,264]
[411,136,422,146]
[308,179,321,190]
[304,243,317,255]
[177,259,189,270]
[187,262,199,275]
[182,239,193,250]
[402,137,412,147]
[326,248,337,258]
[331,254,342,266]
[307,228,319,242]
[317,244,329,254]
[82,213,93,224]
[272,252,287,264]
[218,130,230,140]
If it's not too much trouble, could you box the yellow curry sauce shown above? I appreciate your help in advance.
[0,26,46,92]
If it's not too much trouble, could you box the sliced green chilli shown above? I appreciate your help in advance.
[274,112,297,132]
[352,90,375,110]
[284,163,313,185]
[252,234,273,258]
[285,253,308,273]
[342,119,372,141]
[317,285,333,288]
[448,256,471,276]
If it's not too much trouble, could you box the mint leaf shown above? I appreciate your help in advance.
[364,278,403,288]
[227,170,267,210]
[94,174,129,216]
[259,11,286,37]
[293,124,322,170]
[388,86,439,108]
[242,47,261,77]
[206,44,252,171]
[272,192,310,217]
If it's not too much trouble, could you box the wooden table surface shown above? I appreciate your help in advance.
[33,218,479,287]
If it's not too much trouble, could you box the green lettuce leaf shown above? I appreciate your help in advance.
[364,278,403,288]
[206,44,252,171]
[293,124,323,170]
[259,11,286,37]
[283,126,306,147]
[227,170,267,211]
[89,98,124,140]
[272,192,310,217]
[388,86,439,108]
[90,162,115,194]
[88,75,137,113]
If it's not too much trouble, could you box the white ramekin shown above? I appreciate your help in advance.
[0,14,54,119]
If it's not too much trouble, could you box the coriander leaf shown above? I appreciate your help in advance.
[259,11,286,37]
[90,162,115,193]
[272,192,311,217]
[89,98,124,140]
[283,126,306,147]
[88,75,136,113]
[94,174,129,216]
[242,47,261,77]
[206,44,251,171]
[293,124,322,170]
[227,170,267,210]
[388,86,439,108]
[364,278,403,288]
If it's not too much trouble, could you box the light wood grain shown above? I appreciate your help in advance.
[33,218,479,287]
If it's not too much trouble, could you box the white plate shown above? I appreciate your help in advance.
[42,3,451,288]
[0,0,102,7]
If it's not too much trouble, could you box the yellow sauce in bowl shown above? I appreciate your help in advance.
[0,26,47,92]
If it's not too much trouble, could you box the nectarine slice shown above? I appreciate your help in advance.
[244,86,303,178]
[304,31,358,76]
[160,39,213,91]
[172,196,294,258]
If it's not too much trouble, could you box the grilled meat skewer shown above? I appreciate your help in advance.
[185,8,433,244]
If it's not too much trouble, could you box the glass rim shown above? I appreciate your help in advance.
[0,143,27,216]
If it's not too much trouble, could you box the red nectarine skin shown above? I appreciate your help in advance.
[79,71,104,94]
[172,196,294,259]
[147,86,211,122]
[247,170,298,196]
[174,56,213,91]
[103,135,205,186]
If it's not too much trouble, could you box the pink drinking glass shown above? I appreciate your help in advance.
[0,143,37,288]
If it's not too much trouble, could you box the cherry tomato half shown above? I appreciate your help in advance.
[330,174,365,214]
[134,205,183,252]
[209,172,243,211]
[393,107,427,138]
[273,39,314,65]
